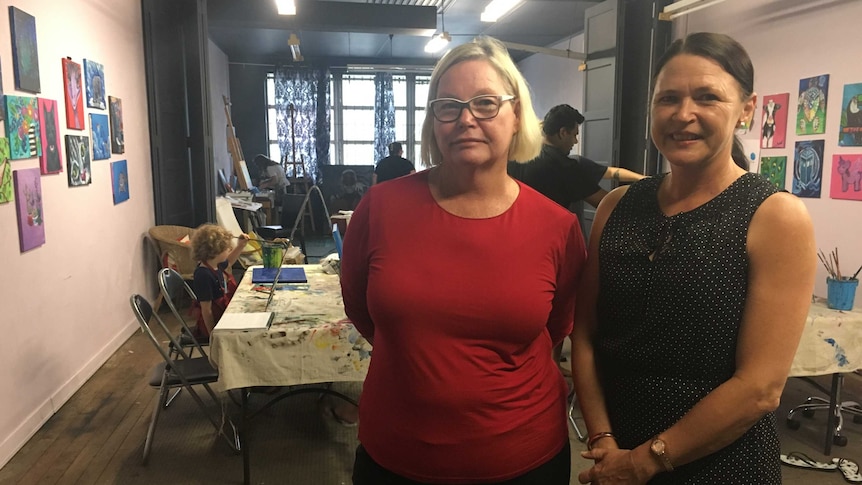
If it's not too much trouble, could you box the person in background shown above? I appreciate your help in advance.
[341,36,586,484]
[190,224,249,338]
[330,169,367,212]
[254,154,289,193]
[373,141,415,185]
[508,104,645,210]
[572,32,815,484]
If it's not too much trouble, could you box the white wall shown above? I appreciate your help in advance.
[0,0,154,467]
[208,39,231,185]
[676,0,862,303]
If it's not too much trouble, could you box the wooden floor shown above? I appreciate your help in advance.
[1,302,860,484]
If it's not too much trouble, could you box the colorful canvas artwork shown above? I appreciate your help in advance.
[830,154,862,201]
[66,135,91,186]
[760,93,789,149]
[796,74,829,135]
[792,140,824,198]
[62,59,84,130]
[84,59,106,110]
[89,113,110,160]
[741,139,760,173]
[13,167,45,252]
[8,7,40,93]
[38,98,62,174]
[839,83,862,147]
[0,138,12,203]
[4,95,42,160]
[760,156,787,190]
[109,96,124,154]
[111,159,129,204]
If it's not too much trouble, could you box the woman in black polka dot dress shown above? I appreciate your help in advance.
[572,33,816,484]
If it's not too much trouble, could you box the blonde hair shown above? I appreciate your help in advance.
[191,224,232,262]
[419,36,542,168]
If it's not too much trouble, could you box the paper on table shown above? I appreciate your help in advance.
[215,312,274,331]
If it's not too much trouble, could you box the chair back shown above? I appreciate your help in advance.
[148,225,197,277]
[130,294,192,364]
[158,268,208,357]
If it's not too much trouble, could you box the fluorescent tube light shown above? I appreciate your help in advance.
[288,33,303,61]
[659,0,727,20]
[481,0,522,23]
[276,0,296,15]
[424,32,451,54]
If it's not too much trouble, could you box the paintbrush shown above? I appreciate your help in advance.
[852,264,862,281]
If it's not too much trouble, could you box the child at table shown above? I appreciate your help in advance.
[190,224,249,337]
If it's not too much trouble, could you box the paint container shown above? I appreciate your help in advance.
[261,242,283,269]
[826,277,859,311]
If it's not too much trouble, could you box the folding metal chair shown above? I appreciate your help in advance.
[129,294,240,464]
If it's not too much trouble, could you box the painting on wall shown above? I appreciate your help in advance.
[66,135,91,186]
[760,156,787,190]
[4,95,42,160]
[109,96,124,154]
[38,98,62,174]
[111,159,129,204]
[13,167,45,252]
[90,113,110,160]
[62,58,84,130]
[830,154,862,201]
[84,59,106,110]
[0,138,12,203]
[792,140,824,198]
[761,93,789,149]
[8,7,40,93]
[796,74,829,135]
[838,83,862,147]
[741,139,760,173]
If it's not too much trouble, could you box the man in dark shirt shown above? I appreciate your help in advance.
[373,142,415,185]
[508,104,644,209]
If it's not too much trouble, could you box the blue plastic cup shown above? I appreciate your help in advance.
[826,277,859,311]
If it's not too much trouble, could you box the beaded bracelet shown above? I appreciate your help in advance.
[587,431,616,450]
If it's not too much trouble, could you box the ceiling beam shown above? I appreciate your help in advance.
[501,41,586,61]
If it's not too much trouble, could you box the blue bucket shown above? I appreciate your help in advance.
[826,277,858,311]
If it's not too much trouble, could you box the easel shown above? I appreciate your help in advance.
[223,95,252,190]
[285,103,316,232]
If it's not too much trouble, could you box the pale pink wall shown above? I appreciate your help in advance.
[674,0,862,303]
[0,0,155,467]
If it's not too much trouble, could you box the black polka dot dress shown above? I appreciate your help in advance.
[595,173,781,484]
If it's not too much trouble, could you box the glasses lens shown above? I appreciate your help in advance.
[469,96,501,119]
[432,99,464,122]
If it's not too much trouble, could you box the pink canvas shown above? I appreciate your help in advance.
[38,98,63,174]
[761,93,789,149]
[830,154,862,201]
[13,167,46,251]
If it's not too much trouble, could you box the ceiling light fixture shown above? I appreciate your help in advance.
[275,0,296,16]
[658,0,727,20]
[424,32,451,53]
[288,33,303,62]
[480,0,523,23]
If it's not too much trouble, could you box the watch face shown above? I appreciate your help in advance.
[651,439,666,454]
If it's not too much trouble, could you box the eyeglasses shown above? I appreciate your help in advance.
[428,94,516,122]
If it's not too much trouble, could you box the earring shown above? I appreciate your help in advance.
[738,120,748,130]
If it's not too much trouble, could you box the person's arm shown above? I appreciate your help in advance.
[200,300,216,334]
[226,233,249,266]
[602,167,646,183]
[340,192,375,344]
[371,173,378,185]
[578,192,816,484]
[583,188,609,208]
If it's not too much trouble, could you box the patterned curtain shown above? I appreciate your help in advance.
[373,72,395,162]
[274,66,331,182]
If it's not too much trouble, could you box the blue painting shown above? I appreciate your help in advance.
[839,82,862,147]
[84,59,105,110]
[111,159,129,204]
[9,7,40,94]
[792,140,824,199]
[89,113,110,160]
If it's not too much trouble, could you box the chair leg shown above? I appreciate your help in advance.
[164,388,183,408]
[143,382,170,465]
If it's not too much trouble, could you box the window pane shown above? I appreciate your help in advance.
[342,75,375,106]
[343,109,375,141]
[266,75,275,105]
[415,108,426,141]
[395,109,407,141]
[267,108,278,140]
[414,144,422,164]
[343,143,374,165]
[269,143,281,164]
[393,75,407,107]
[415,76,430,108]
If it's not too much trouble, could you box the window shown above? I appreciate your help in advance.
[265,73,281,163]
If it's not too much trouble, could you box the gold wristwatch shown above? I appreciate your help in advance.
[650,437,674,472]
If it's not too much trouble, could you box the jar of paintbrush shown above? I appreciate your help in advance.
[819,248,860,310]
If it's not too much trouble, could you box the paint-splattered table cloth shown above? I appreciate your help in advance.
[209,265,371,391]
[790,298,862,376]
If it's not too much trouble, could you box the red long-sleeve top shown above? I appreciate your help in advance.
[341,171,586,483]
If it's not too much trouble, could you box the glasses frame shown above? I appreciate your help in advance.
[428,94,517,122]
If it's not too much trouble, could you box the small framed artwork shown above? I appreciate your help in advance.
[111,159,129,204]
[66,135,91,186]
[0,138,12,203]
[8,7,40,93]
[84,59,106,110]
[13,167,46,252]
[760,156,787,190]
[38,98,63,174]
[760,93,789,149]
[89,113,110,160]
[792,140,824,198]
[796,74,829,136]
[62,59,85,130]
[830,154,862,201]
[109,96,124,153]
[839,83,862,147]
[4,95,41,160]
